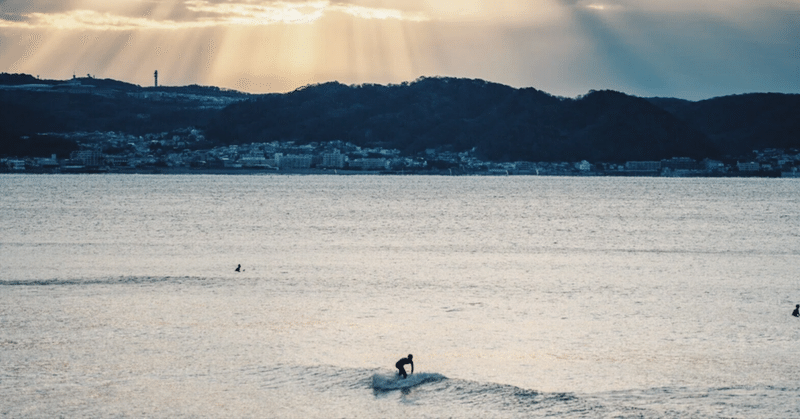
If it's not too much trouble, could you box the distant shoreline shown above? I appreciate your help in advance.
[2,167,794,178]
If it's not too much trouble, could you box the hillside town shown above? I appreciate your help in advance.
[2,129,800,177]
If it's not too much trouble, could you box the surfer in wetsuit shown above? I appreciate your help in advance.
[235,264,241,272]
[396,354,413,379]
[793,304,799,317]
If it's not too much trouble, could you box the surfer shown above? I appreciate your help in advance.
[235,264,241,272]
[395,354,414,379]
[793,304,799,317]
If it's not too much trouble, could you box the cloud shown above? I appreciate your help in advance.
[0,10,195,30]
[559,1,800,97]
[0,0,430,31]
[583,3,623,12]
[330,3,428,21]
[557,0,799,16]
[185,0,429,24]
[1,0,797,99]
[183,0,328,25]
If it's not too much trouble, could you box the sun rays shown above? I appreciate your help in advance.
[0,0,441,92]
[0,0,797,98]
[0,1,431,31]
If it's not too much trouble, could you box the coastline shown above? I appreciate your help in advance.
[1,166,792,177]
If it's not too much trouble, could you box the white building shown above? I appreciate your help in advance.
[7,159,26,170]
[240,156,270,168]
[277,154,312,169]
[737,162,760,172]
[575,160,591,171]
[70,150,102,166]
[625,161,661,171]
[37,154,59,168]
[322,150,346,168]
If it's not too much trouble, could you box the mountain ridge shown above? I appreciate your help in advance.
[2,73,798,162]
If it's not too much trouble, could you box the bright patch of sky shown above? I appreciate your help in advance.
[0,0,797,99]
[0,1,431,29]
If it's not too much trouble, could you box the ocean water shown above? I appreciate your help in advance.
[1,174,799,418]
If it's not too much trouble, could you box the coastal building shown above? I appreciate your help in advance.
[702,159,725,171]
[349,158,388,170]
[782,168,800,178]
[7,159,26,170]
[662,157,698,170]
[276,153,312,169]
[240,151,271,168]
[576,160,591,171]
[37,154,60,168]
[70,150,102,166]
[105,155,129,167]
[513,161,539,174]
[625,161,661,171]
[321,150,345,168]
[222,158,242,168]
[737,162,760,172]
[240,156,270,168]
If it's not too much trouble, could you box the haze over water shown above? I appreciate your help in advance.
[1,174,799,417]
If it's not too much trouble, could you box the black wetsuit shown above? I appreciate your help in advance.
[395,357,413,378]
[793,307,799,317]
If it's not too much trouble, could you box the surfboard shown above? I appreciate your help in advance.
[371,372,446,391]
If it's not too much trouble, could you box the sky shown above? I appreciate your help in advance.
[0,0,797,100]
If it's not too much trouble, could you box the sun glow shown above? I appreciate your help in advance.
[2,10,204,31]
[1,0,796,99]
[0,1,430,31]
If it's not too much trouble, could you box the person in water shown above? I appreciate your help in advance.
[793,304,799,317]
[396,354,414,379]
[235,264,241,272]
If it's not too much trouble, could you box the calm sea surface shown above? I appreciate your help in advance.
[1,174,799,418]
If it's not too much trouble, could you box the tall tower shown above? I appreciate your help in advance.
[154,70,158,87]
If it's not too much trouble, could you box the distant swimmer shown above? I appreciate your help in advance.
[793,304,799,317]
[235,264,241,272]
[395,354,414,379]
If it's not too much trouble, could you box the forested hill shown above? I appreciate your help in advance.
[205,79,710,162]
[204,77,799,162]
[646,94,800,157]
[2,73,799,162]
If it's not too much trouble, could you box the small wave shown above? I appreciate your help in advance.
[248,364,800,417]
[243,364,592,416]
[371,372,447,392]
[587,385,800,417]
[0,276,209,286]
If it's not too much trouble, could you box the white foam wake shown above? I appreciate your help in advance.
[371,372,447,391]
